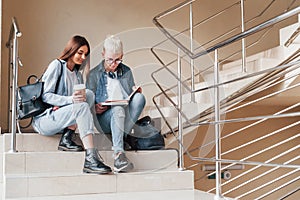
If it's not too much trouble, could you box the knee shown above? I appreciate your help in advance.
[112,106,125,117]
[131,93,146,107]
[74,102,90,114]
[85,89,95,107]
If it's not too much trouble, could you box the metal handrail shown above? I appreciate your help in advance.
[152,57,300,136]
[6,17,22,152]
[151,0,278,70]
[151,7,300,128]
[152,0,300,198]
[6,17,22,47]
[193,6,300,59]
[153,3,300,59]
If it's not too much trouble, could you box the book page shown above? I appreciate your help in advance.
[126,85,141,100]
[101,100,128,106]
[101,85,141,106]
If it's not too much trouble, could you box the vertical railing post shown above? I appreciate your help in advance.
[189,2,195,102]
[10,31,18,152]
[214,49,222,199]
[241,0,247,72]
[7,17,22,153]
[178,47,184,170]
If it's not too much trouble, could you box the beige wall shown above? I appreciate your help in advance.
[0,0,183,132]
[1,0,298,132]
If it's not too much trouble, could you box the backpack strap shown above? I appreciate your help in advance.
[55,59,64,93]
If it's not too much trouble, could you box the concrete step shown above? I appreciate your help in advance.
[5,189,217,200]
[3,169,194,199]
[2,133,113,152]
[3,149,179,175]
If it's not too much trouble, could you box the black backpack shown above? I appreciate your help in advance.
[125,116,165,150]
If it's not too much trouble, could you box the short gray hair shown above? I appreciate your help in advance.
[103,35,123,54]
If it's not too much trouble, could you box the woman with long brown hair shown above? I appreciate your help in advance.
[32,35,112,174]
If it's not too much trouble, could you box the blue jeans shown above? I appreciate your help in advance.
[96,93,146,153]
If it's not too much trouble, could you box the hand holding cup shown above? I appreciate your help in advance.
[73,84,86,103]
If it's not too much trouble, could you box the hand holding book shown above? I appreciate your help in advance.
[101,85,141,106]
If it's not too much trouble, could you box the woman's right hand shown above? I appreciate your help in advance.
[72,90,86,103]
[95,103,108,114]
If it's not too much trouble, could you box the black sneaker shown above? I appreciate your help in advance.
[114,152,134,173]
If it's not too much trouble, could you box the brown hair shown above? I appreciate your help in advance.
[59,35,90,71]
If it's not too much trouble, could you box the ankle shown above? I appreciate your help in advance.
[114,151,124,158]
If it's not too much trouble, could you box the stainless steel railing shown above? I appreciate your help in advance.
[6,17,22,152]
[152,0,300,198]
[285,25,300,47]
[151,1,299,137]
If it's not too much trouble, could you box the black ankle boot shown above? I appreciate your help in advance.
[58,128,84,152]
[83,148,112,174]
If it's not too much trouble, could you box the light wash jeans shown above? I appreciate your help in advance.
[32,89,95,139]
[96,93,146,153]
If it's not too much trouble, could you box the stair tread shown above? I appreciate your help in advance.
[5,168,190,177]
[5,189,217,200]
[4,170,194,198]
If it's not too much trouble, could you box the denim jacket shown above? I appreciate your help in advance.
[41,59,83,106]
[32,58,83,128]
[86,60,135,103]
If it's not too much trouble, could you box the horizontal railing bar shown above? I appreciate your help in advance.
[222,136,300,172]
[225,68,300,113]
[193,1,276,49]
[196,111,300,126]
[154,5,300,60]
[189,102,300,154]
[154,0,194,20]
[196,63,299,122]
[220,144,300,194]
[192,6,300,59]
[151,76,191,121]
[285,26,300,47]
[193,59,300,93]
[150,48,192,92]
[256,178,300,200]
[238,169,300,199]
[206,135,300,178]
[162,58,300,136]
[279,186,300,200]
[192,156,300,169]
[152,53,300,136]
[150,28,273,121]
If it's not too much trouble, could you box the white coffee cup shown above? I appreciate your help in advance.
[73,84,86,99]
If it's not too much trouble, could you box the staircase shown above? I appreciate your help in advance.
[0,133,198,199]
[3,1,300,200]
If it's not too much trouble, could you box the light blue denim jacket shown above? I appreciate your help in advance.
[86,60,135,103]
[35,59,83,116]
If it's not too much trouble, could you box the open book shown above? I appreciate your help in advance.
[101,86,141,106]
